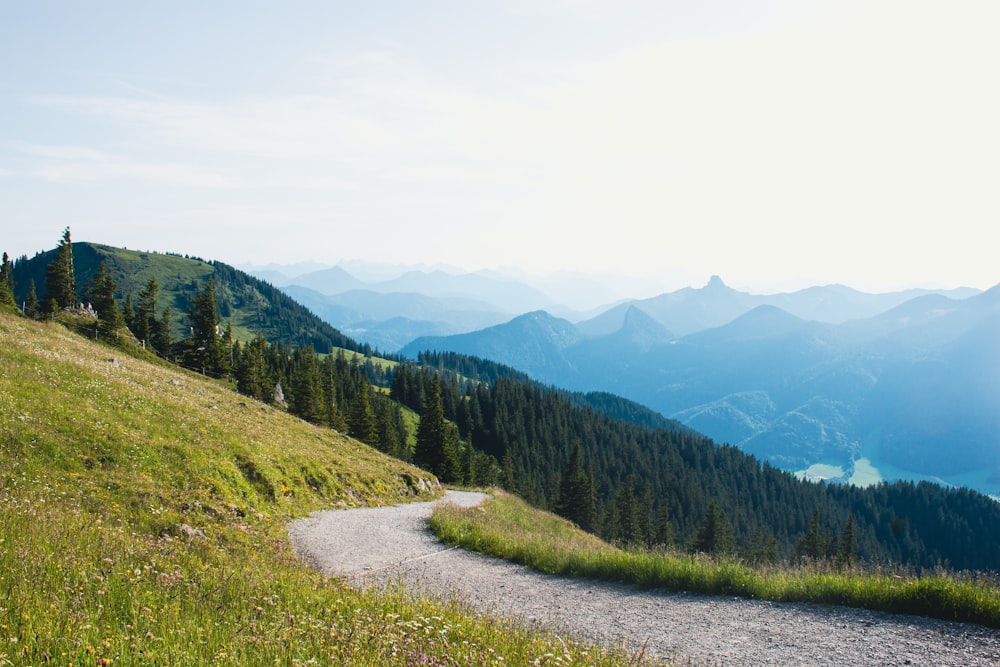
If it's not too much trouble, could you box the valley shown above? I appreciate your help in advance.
[245,262,1000,499]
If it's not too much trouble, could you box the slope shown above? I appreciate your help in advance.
[0,308,626,666]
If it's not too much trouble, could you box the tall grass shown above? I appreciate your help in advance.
[0,311,643,666]
[431,489,1000,629]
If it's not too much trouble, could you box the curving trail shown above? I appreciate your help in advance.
[288,491,1000,666]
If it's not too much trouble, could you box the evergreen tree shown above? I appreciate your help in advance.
[23,280,39,318]
[288,345,323,422]
[501,449,516,492]
[348,387,379,446]
[235,333,271,402]
[607,476,644,545]
[414,376,448,478]
[0,252,14,306]
[45,227,76,312]
[373,395,407,459]
[689,500,736,555]
[441,423,465,484]
[91,261,124,339]
[318,354,348,432]
[654,500,675,548]
[555,443,597,532]
[795,510,823,562]
[122,294,135,332]
[744,527,780,564]
[839,515,856,567]
[220,322,234,376]
[186,279,225,375]
[468,449,501,488]
[154,307,173,356]
[133,277,160,345]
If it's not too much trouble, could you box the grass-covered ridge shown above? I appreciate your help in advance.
[430,490,1000,629]
[0,310,636,666]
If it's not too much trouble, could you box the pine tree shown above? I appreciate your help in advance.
[654,500,675,548]
[441,423,466,484]
[501,449,516,492]
[839,514,856,567]
[0,252,14,306]
[608,476,643,545]
[414,376,448,478]
[24,280,39,318]
[289,346,323,422]
[373,396,407,459]
[795,510,823,562]
[122,294,135,332]
[220,323,234,376]
[44,227,76,312]
[689,500,736,555]
[348,387,379,446]
[154,307,173,356]
[235,333,271,402]
[133,277,160,344]
[745,527,780,564]
[186,279,224,375]
[92,262,124,339]
[555,443,597,532]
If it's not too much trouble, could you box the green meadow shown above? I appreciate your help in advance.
[0,309,639,666]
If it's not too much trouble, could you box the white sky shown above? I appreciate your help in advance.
[2,1,998,294]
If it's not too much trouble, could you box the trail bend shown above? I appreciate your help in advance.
[289,491,1000,667]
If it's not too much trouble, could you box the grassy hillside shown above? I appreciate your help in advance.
[11,243,367,354]
[0,309,632,666]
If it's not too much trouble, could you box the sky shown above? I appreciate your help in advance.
[2,1,998,295]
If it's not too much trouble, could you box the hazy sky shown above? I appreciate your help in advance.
[2,1,998,293]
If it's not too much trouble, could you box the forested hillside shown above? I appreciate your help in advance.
[5,233,1000,574]
[389,364,1000,571]
[10,240,371,356]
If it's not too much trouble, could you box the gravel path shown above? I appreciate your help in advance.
[289,491,1000,666]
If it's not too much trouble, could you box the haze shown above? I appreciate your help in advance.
[2,1,998,296]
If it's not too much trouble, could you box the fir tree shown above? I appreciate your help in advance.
[91,261,124,339]
[654,500,675,548]
[44,227,76,312]
[373,395,407,459]
[795,510,823,562]
[555,443,597,532]
[235,333,271,402]
[414,376,448,478]
[348,387,379,446]
[186,279,224,375]
[689,500,736,555]
[441,423,466,484]
[0,252,14,306]
[154,307,173,356]
[839,515,856,567]
[23,280,39,318]
[501,449,516,492]
[133,277,160,344]
[289,345,323,422]
[122,294,135,332]
[745,527,780,564]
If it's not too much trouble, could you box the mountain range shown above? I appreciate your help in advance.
[238,262,996,497]
[395,277,999,498]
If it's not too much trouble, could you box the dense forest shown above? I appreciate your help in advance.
[6,231,1000,573]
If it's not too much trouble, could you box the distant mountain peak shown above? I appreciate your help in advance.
[617,306,674,348]
[706,275,727,289]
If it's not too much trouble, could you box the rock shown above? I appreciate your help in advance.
[176,523,206,540]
